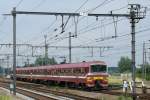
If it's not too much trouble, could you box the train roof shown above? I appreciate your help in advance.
[16,61,106,71]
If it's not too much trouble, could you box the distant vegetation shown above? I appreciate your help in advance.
[24,57,58,67]
[108,67,119,75]
[35,57,57,66]
[117,56,150,81]
[118,56,131,73]
[136,63,150,80]
[0,67,4,75]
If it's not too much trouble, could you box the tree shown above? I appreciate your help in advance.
[137,63,150,80]
[118,56,131,73]
[35,57,57,66]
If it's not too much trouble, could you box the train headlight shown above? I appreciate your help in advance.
[86,77,93,80]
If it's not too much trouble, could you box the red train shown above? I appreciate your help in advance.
[16,61,108,89]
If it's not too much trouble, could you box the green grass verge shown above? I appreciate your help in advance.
[0,95,10,100]
[118,95,132,100]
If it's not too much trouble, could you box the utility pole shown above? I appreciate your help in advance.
[0,59,4,75]
[6,56,9,75]
[69,32,72,63]
[44,35,48,65]
[129,4,146,100]
[142,42,145,80]
[27,57,29,66]
[12,7,16,95]
[130,6,136,99]
[144,45,147,80]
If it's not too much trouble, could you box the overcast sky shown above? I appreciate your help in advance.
[0,0,150,67]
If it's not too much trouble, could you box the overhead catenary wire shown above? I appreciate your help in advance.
[40,0,91,44]
[49,17,126,45]
[17,0,88,44]
[45,7,127,45]
[9,25,150,59]
[110,5,128,12]
[30,0,47,11]
[5,2,148,65]
[43,0,116,45]
[81,25,150,46]
[88,0,115,13]
[47,17,121,44]
[0,0,48,45]
[15,0,24,8]
[0,16,7,27]
[75,0,89,12]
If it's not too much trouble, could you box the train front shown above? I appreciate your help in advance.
[86,64,108,89]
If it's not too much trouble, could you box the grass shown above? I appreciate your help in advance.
[108,75,143,85]
[118,95,132,100]
[97,96,106,100]
[108,75,122,85]
[0,95,10,100]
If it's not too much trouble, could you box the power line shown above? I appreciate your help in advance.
[0,16,7,27]
[41,0,91,44]
[82,26,150,46]
[48,17,125,44]
[78,18,125,34]
[50,18,126,45]
[88,0,115,13]
[15,0,24,8]
[44,0,116,45]
[46,13,125,45]
[30,0,46,11]
[51,3,127,44]
[75,0,89,12]
[111,5,128,12]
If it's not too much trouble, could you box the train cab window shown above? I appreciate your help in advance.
[91,65,106,72]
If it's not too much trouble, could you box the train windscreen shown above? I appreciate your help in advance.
[91,65,106,72]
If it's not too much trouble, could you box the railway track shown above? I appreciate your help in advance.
[15,82,150,100]
[0,80,97,100]
[0,82,56,100]
[0,78,150,100]
[16,83,98,100]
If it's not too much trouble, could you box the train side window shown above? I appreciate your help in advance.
[42,69,44,74]
[37,69,39,74]
[85,68,89,73]
[58,69,61,76]
[40,69,41,74]
[61,69,64,75]
[49,70,52,75]
[55,69,58,75]
[53,69,56,75]
[81,68,85,75]
[69,68,73,75]
[33,70,35,74]
[46,69,49,75]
